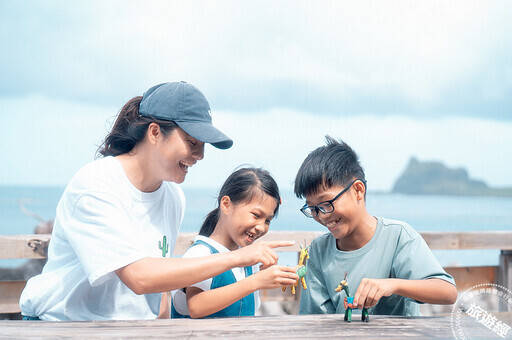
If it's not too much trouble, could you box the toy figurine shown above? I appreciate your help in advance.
[335,272,369,322]
[282,241,309,295]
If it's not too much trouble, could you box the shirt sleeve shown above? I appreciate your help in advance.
[65,192,150,287]
[391,228,456,286]
[299,259,336,314]
[182,244,213,291]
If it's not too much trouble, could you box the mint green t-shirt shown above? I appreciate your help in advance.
[299,217,455,316]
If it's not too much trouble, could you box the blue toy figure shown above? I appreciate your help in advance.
[335,272,369,322]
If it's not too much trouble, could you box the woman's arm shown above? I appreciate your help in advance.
[186,265,299,319]
[351,278,458,309]
[116,240,294,294]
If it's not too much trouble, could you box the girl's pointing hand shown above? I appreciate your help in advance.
[232,240,295,269]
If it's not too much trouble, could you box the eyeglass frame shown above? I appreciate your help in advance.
[299,179,366,218]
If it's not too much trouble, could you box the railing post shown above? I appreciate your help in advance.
[498,250,512,312]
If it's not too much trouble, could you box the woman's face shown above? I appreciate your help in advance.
[155,127,205,184]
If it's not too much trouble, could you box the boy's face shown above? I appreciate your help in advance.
[304,182,361,240]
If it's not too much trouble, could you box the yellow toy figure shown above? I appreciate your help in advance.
[283,241,309,295]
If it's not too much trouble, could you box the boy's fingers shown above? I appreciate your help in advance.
[353,281,368,308]
[365,286,378,308]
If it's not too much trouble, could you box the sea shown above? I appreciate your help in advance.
[1,185,511,269]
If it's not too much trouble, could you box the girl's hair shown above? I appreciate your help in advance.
[96,96,178,157]
[199,167,281,237]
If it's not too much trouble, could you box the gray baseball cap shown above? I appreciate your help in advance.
[139,81,233,149]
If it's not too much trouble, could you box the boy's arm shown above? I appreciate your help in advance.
[186,265,298,318]
[349,224,457,310]
[352,277,457,309]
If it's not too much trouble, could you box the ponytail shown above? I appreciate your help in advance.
[96,96,177,157]
[199,207,220,237]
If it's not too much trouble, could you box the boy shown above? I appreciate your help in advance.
[296,136,457,316]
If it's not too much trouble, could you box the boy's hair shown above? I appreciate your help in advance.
[199,167,281,237]
[294,136,366,198]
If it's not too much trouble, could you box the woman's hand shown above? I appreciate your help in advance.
[232,241,295,269]
[252,265,299,290]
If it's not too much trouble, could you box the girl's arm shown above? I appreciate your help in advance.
[351,277,458,309]
[116,241,294,294]
[186,265,299,319]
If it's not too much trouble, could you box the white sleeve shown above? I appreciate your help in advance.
[182,244,213,291]
[65,192,149,286]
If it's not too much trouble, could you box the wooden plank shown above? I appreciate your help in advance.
[498,250,512,297]
[0,314,503,338]
[3,231,512,260]
[421,231,512,250]
[175,231,324,255]
[0,281,25,313]
[173,232,196,255]
[0,234,51,259]
[445,266,496,291]
[257,231,324,252]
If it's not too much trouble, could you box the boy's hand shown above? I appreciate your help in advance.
[232,241,295,269]
[352,278,397,309]
[252,265,299,290]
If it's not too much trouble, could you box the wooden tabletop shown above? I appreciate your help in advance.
[0,314,499,339]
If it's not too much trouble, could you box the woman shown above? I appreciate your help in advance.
[19,81,293,321]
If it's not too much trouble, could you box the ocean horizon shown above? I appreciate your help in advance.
[1,185,511,268]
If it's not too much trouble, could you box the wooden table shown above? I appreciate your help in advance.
[0,314,501,339]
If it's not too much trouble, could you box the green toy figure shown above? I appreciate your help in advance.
[282,241,309,295]
[335,272,369,322]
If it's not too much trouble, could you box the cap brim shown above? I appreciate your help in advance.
[176,121,233,150]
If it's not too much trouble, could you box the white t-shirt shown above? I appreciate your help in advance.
[19,156,185,321]
[171,235,260,316]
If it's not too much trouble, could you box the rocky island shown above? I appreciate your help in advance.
[392,157,512,196]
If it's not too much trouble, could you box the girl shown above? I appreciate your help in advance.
[171,168,299,318]
[19,81,294,321]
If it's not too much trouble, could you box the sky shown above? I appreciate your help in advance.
[1,0,511,192]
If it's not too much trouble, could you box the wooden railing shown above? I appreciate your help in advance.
[1,231,511,315]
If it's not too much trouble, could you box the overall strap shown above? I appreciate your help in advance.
[193,239,219,254]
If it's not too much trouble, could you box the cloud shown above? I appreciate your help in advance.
[2,94,511,189]
[193,108,512,191]
[0,95,116,186]
[0,93,508,191]
[1,0,511,119]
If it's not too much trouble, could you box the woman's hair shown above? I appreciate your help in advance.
[199,167,281,237]
[96,96,178,157]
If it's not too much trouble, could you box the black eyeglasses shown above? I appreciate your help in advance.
[300,179,366,218]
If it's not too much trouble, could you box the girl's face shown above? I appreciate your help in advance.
[154,127,205,184]
[221,194,278,250]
